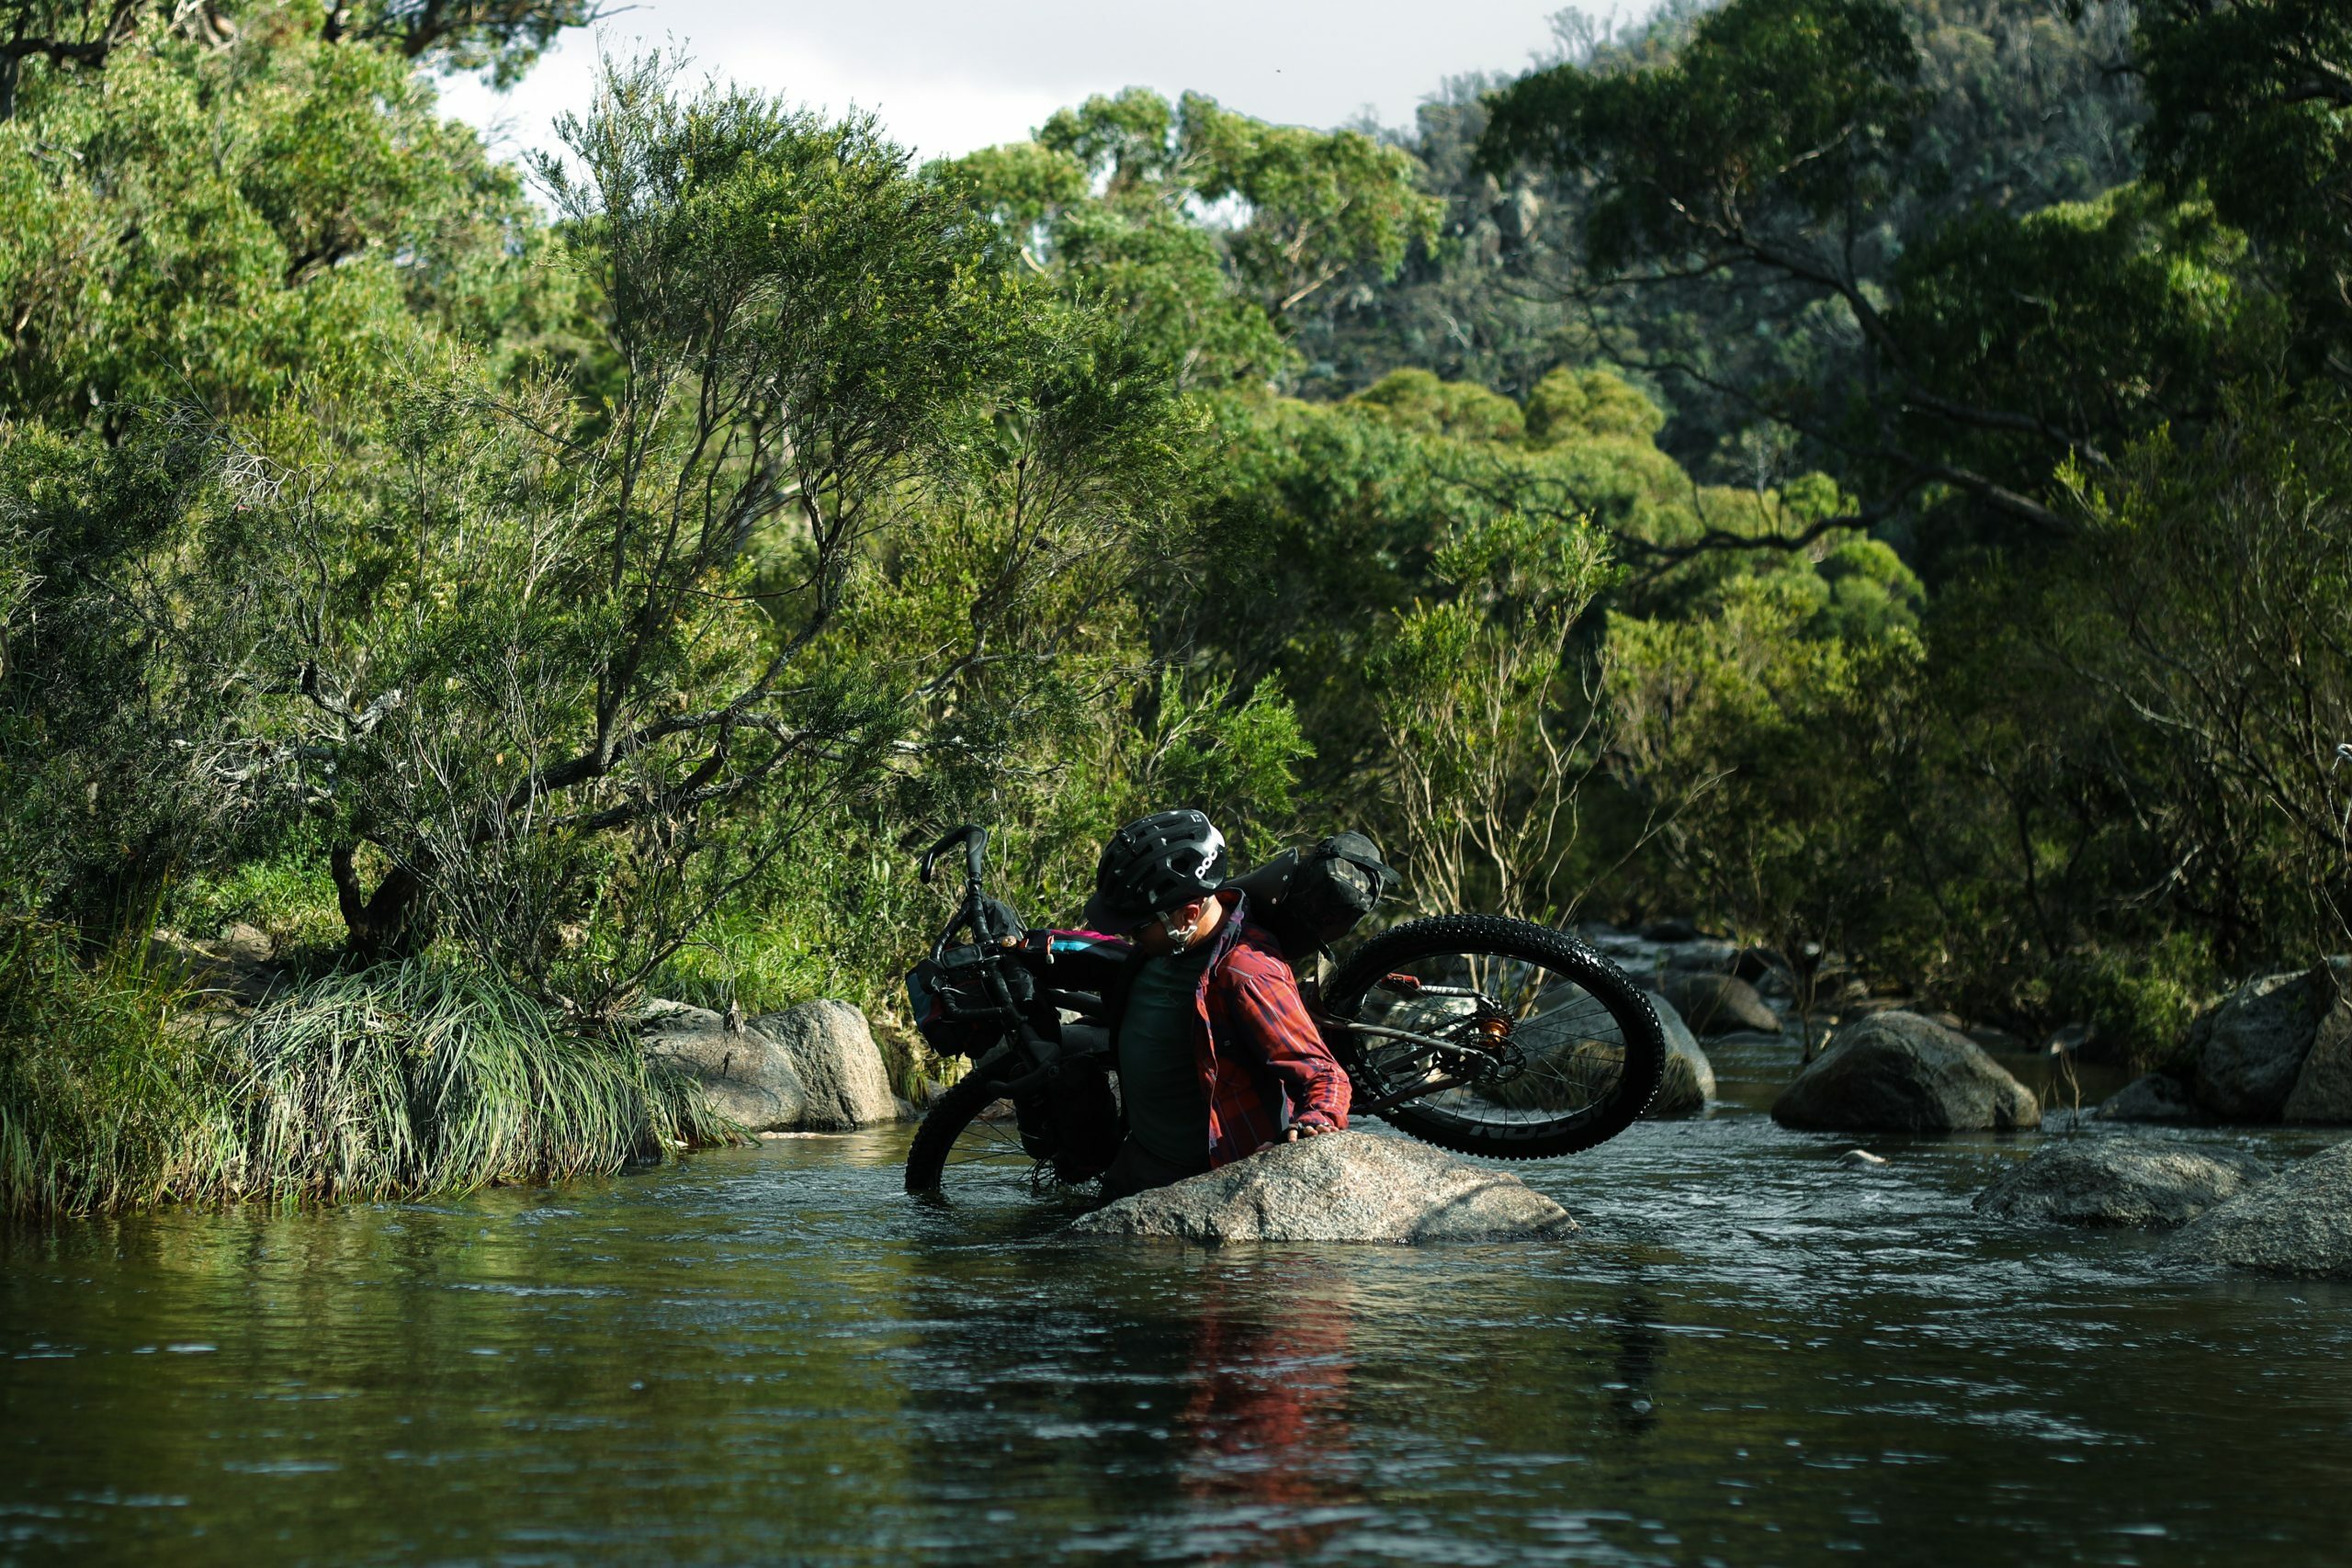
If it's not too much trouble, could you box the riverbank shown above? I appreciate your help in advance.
[0,925,733,1218]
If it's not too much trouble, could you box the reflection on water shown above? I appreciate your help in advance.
[1177,1265,1360,1560]
[6,1036,2352,1566]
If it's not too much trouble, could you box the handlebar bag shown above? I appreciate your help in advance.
[905,945,1011,1056]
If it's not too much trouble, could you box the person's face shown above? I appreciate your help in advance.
[1131,897,1211,956]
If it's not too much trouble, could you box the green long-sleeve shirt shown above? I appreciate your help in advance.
[1114,943,1216,1170]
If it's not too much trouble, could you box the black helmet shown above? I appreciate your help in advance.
[1082,808,1230,932]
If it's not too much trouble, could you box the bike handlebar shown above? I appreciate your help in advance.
[922,823,999,961]
[921,823,988,888]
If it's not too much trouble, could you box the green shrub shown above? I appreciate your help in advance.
[0,928,729,1217]
[163,841,347,957]
[230,963,733,1202]
[0,920,216,1216]
[2038,934,2218,1073]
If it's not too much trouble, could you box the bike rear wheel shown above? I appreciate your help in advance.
[1323,914,1666,1159]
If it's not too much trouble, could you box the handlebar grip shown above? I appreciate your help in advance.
[920,823,984,885]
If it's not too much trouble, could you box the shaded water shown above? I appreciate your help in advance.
[7,1032,2352,1566]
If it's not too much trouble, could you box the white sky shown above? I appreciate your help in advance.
[437,2,1593,168]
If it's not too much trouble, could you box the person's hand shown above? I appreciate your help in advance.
[1283,1123,1333,1142]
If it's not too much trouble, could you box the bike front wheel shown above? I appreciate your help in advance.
[1323,914,1666,1159]
[904,1052,1039,1194]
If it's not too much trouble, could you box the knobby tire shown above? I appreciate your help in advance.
[1324,913,1667,1160]
[904,1052,1014,1193]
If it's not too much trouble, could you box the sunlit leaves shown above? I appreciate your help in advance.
[933,87,1440,389]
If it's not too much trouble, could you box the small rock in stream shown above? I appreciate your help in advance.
[2094,1073,2204,1123]
[1838,1148,1889,1168]
[1653,971,1781,1037]
[1065,1131,1576,1245]
[1974,1138,2270,1229]
[1645,993,1717,1119]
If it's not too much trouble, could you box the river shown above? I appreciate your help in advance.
[6,1032,2351,1566]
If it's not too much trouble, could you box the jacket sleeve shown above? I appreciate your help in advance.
[1227,968,1352,1132]
[1024,931,1134,993]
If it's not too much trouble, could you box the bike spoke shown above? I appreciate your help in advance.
[1348,945,1636,1129]
[940,1103,1035,1167]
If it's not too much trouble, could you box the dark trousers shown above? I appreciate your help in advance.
[1097,1136,1209,1200]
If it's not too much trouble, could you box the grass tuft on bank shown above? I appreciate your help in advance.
[1,921,735,1219]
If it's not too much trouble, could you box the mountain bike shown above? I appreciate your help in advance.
[901,824,1667,1196]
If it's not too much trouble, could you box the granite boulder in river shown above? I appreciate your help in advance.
[1474,991,1714,1120]
[1772,1011,2041,1133]
[2167,1140,2352,1278]
[748,999,899,1130]
[2190,960,2349,1122]
[2282,971,2352,1123]
[639,998,899,1133]
[1067,1131,1577,1244]
[1654,971,1781,1037]
[1973,1138,2271,1228]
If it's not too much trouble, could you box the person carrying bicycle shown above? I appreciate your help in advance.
[1081,809,1351,1198]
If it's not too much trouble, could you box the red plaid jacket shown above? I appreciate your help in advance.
[1097,888,1351,1167]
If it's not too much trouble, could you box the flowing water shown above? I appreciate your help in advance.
[7,1033,2352,1566]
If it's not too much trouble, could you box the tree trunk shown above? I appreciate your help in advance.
[331,843,435,962]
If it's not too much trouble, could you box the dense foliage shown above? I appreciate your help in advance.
[4,0,2348,1211]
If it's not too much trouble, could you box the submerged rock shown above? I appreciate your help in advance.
[639,1002,807,1131]
[1838,1148,1889,1168]
[1771,1011,2041,1133]
[2095,1073,2204,1123]
[1973,1138,2270,1228]
[1066,1131,1576,1244]
[747,999,899,1129]
[2168,1142,2352,1278]
[2190,961,2345,1121]
[1643,993,1716,1119]
[1656,971,1781,1037]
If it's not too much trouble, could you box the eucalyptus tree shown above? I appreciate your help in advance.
[5,55,1203,1008]
[0,1,551,430]
[0,0,588,118]
[1473,0,2255,547]
[936,87,1442,391]
[2135,0,2352,381]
